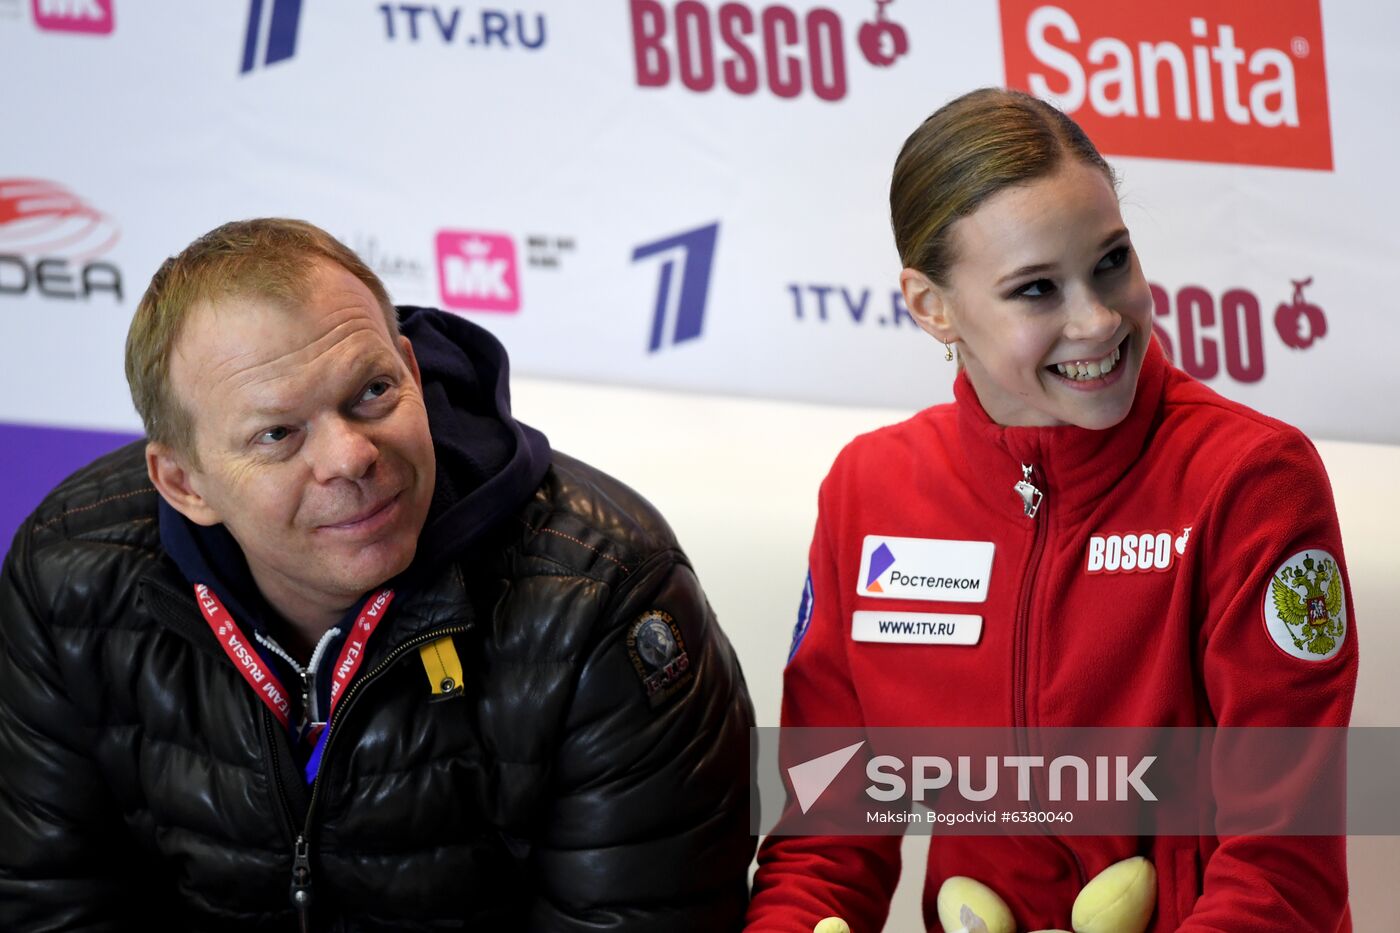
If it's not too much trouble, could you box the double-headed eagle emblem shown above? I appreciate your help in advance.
[1270,554,1345,656]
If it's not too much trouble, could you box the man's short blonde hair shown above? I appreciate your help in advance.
[125,218,399,462]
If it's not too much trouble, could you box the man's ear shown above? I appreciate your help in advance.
[900,268,960,345]
[398,334,423,389]
[146,442,221,527]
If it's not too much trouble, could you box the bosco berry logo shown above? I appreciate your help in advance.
[999,0,1332,170]
[1275,277,1326,350]
[1149,276,1327,385]
[1085,529,1190,574]
[630,0,910,102]
[32,0,114,34]
[435,231,520,313]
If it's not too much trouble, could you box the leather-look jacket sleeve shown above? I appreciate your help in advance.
[0,519,144,931]
[523,551,756,932]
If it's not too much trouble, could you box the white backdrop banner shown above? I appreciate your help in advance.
[1,0,1395,443]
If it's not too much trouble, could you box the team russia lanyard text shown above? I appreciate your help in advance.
[193,583,395,781]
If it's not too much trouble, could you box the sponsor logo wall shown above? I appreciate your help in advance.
[1,0,1396,549]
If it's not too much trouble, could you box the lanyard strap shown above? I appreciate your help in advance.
[194,583,293,730]
[193,584,395,736]
[325,588,395,717]
[304,588,395,783]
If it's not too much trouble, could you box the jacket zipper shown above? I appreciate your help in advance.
[1012,463,1045,730]
[1010,464,1087,889]
[271,624,472,931]
[255,627,340,728]
[263,708,311,930]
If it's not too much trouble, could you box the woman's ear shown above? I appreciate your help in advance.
[900,268,959,345]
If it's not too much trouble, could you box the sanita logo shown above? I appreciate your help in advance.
[631,0,910,102]
[999,0,1332,170]
[31,0,114,34]
[1150,276,1327,385]
[632,222,719,353]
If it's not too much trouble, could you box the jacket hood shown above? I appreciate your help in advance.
[160,306,551,605]
[400,305,552,579]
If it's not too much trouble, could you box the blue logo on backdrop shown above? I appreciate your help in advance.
[240,0,303,74]
[240,3,545,74]
[379,4,546,48]
[787,282,917,328]
[631,222,718,353]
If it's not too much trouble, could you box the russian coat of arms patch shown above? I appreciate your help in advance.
[1264,549,1347,662]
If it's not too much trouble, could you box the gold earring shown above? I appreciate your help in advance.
[943,341,954,362]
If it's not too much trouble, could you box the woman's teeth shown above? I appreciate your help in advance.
[1054,346,1122,381]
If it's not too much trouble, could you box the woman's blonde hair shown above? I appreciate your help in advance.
[891,87,1114,285]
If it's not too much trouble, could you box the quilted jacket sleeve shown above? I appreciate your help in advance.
[1182,428,1358,931]
[524,550,756,932]
[0,519,141,931]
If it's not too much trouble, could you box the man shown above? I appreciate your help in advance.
[0,219,755,931]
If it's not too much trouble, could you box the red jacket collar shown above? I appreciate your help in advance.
[952,337,1169,521]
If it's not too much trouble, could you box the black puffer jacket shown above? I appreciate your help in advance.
[0,311,755,931]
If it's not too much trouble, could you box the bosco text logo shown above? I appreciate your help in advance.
[630,0,910,102]
[0,179,123,301]
[32,0,113,34]
[436,230,521,313]
[1085,527,1190,574]
[1150,276,1326,385]
[999,0,1332,170]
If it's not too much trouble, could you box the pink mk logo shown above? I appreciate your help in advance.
[32,0,114,34]
[435,230,520,313]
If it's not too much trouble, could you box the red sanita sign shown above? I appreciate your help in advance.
[999,0,1332,170]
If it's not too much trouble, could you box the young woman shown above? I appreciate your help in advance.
[745,88,1356,932]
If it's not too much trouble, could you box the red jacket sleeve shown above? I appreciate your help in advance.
[745,478,902,933]
[1181,429,1357,930]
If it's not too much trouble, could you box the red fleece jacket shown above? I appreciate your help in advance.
[746,339,1357,932]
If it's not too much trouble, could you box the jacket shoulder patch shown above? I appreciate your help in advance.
[788,571,814,664]
[1262,548,1347,661]
[626,609,692,707]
